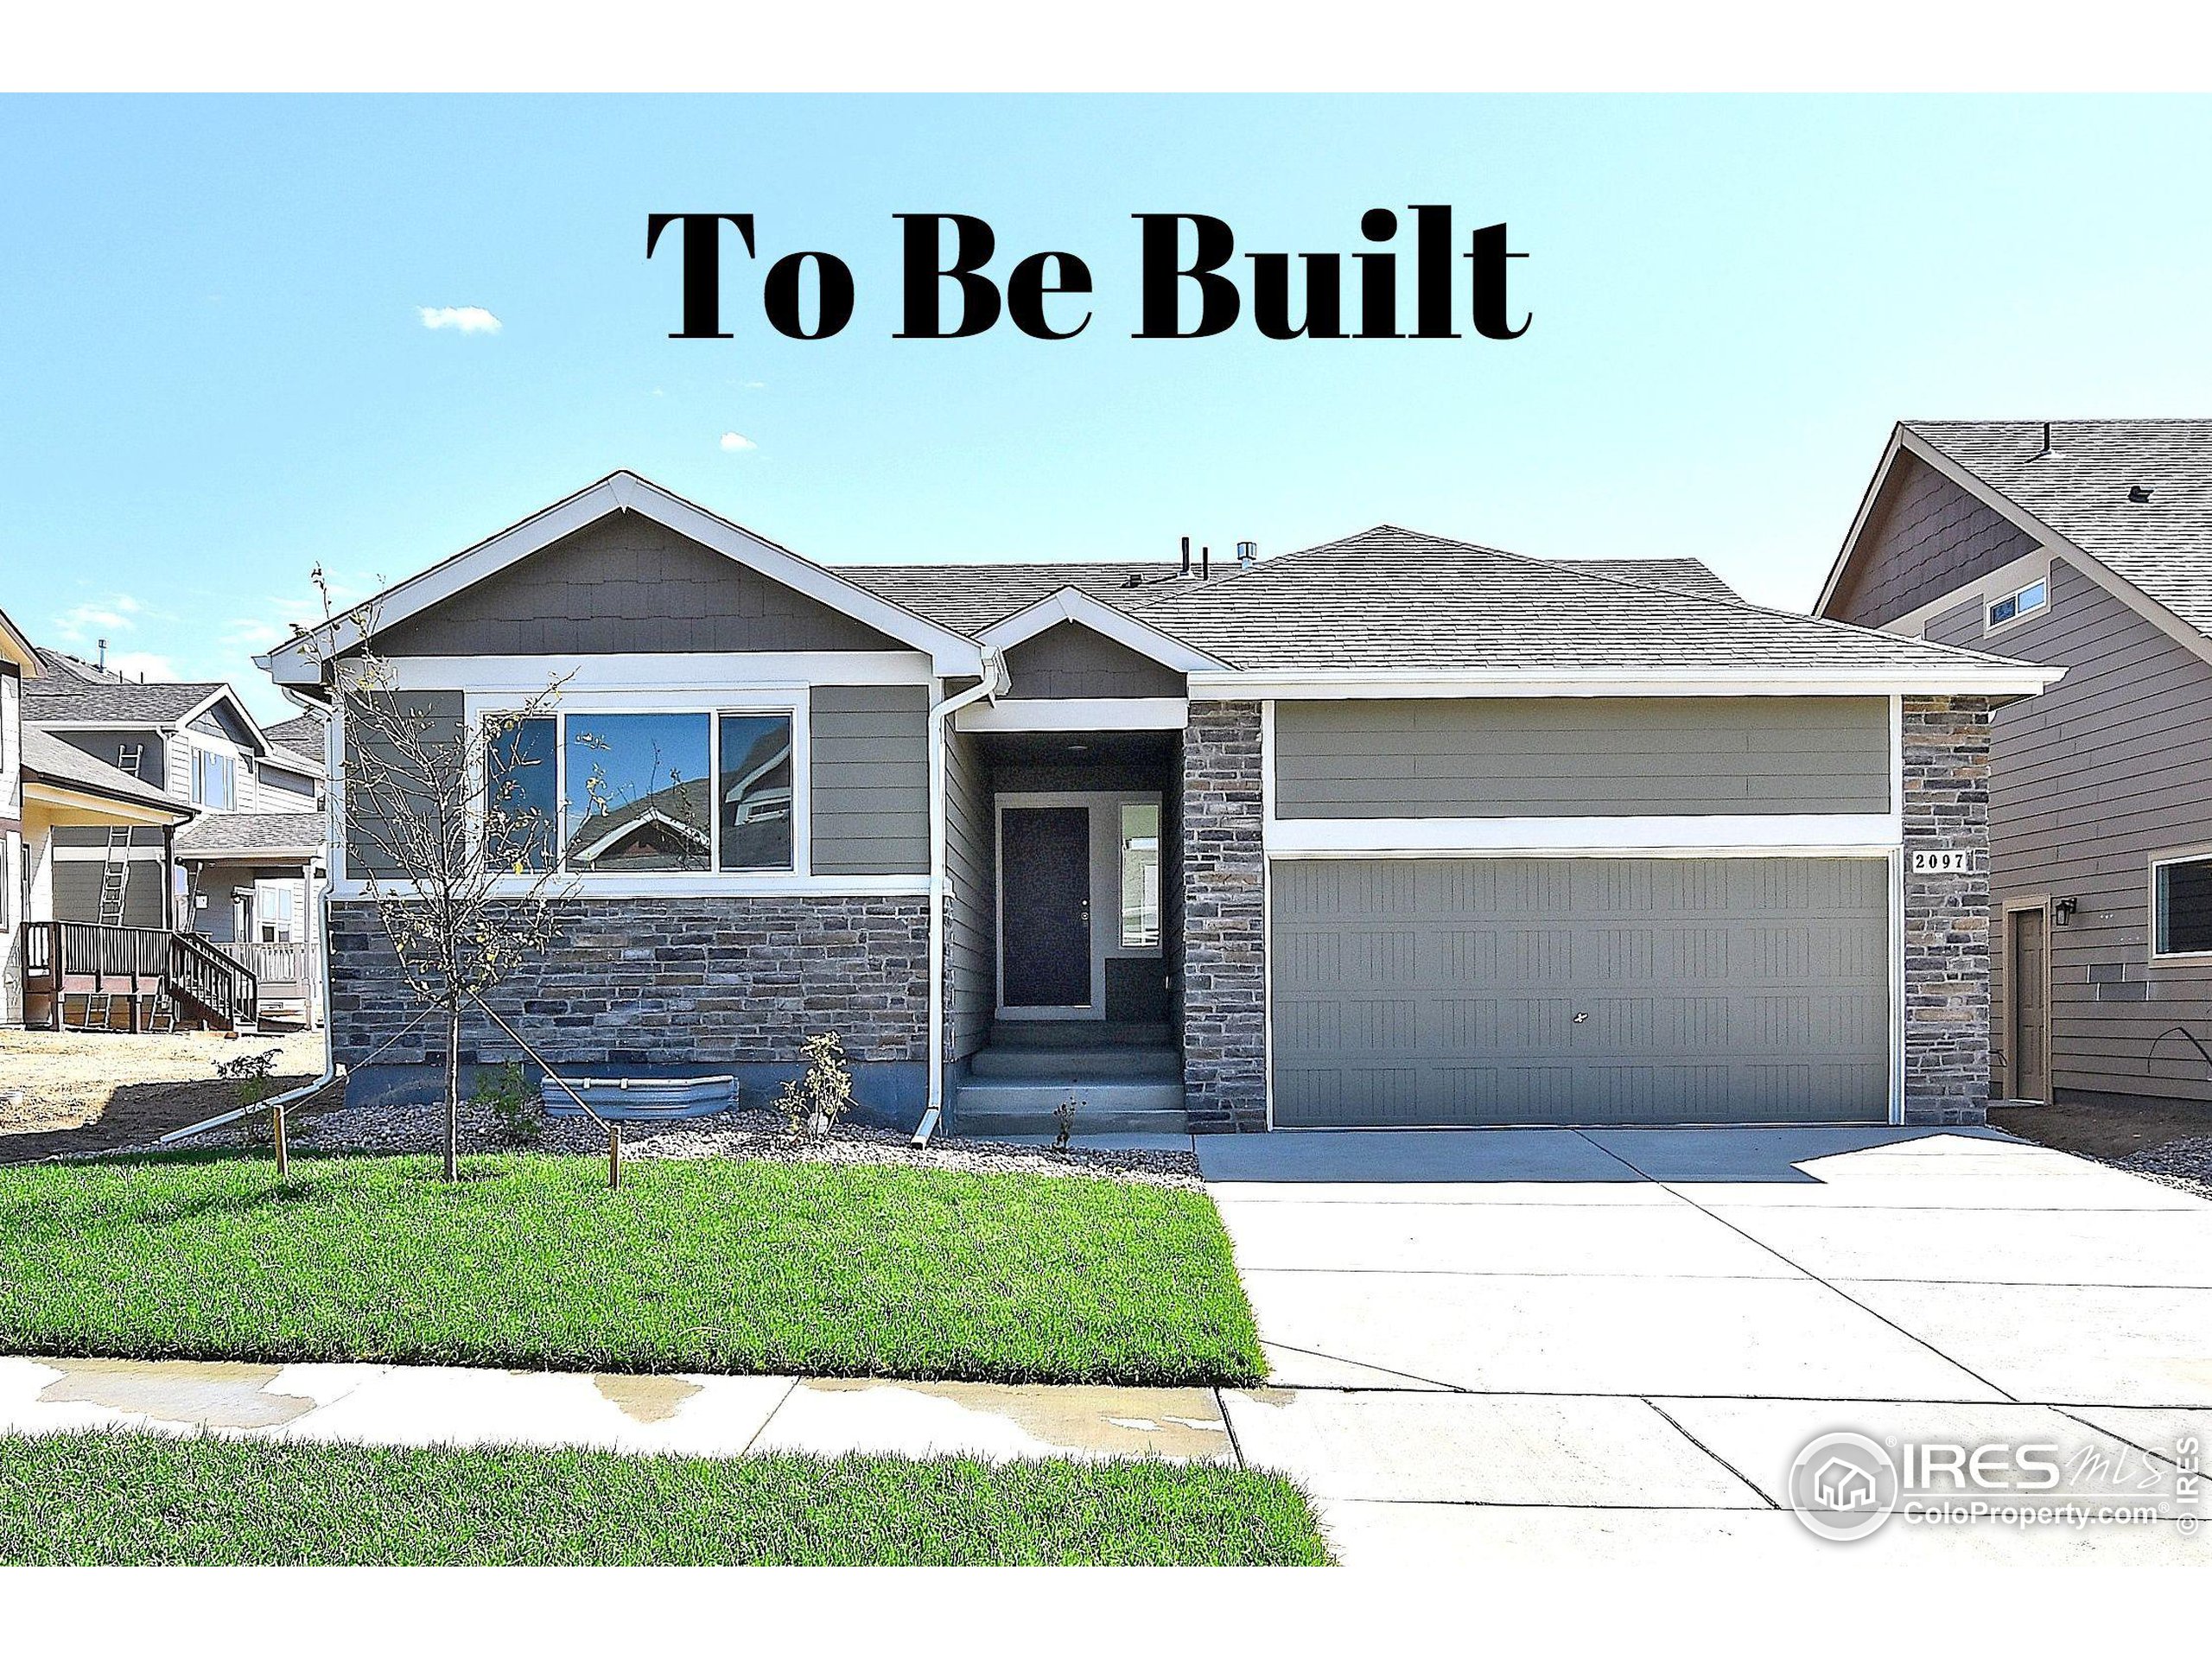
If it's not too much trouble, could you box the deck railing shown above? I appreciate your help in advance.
[25,920,259,1030]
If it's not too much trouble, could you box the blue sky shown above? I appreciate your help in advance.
[4,95,2210,718]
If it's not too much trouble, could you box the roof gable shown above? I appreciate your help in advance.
[262,472,984,682]
[1821,442,2038,628]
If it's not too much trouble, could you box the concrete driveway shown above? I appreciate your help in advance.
[1197,1127,2212,1564]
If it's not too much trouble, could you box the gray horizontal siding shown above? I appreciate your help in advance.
[1003,622,1186,700]
[944,729,995,1058]
[1275,697,1891,819]
[809,684,929,876]
[1972,560,2212,1103]
[341,691,462,879]
[53,729,168,794]
[54,857,165,928]
[372,512,909,657]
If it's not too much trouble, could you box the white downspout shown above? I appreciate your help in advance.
[914,648,1007,1147]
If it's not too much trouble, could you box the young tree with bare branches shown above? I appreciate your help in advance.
[304,578,574,1180]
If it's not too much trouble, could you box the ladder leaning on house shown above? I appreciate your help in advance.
[95,742,145,928]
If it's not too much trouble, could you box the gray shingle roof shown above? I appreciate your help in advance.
[1907,420,2212,637]
[1549,558,1737,601]
[259,710,327,776]
[24,646,229,724]
[21,727,192,816]
[1129,524,2041,675]
[175,811,325,860]
[832,552,1737,638]
[833,562,1187,633]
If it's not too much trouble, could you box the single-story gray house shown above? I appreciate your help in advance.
[263,471,2056,1135]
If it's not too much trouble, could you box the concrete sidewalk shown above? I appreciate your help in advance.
[0,1355,1236,1465]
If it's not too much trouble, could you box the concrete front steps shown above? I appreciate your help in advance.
[949,1021,1187,1137]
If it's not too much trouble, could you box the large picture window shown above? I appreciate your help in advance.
[2153,852,2212,957]
[480,707,797,877]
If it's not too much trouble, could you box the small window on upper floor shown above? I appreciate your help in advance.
[1987,576,2049,632]
[190,747,236,811]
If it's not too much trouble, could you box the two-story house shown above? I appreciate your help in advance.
[22,648,327,1027]
[1819,419,2212,1118]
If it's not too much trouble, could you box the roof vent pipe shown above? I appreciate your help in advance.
[1180,535,1191,575]
[97,638,106,671]
[1200,544,1211,579]
[2036,421,2055,459]
[1236,540,1258,569]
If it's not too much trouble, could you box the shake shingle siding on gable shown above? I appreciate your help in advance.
[1002,622,1187,699]
[1828,451,2037,630]
[375,512,909,657]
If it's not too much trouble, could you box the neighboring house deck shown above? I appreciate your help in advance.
[1820,418,2212,1110]
[263,470,2053,1135]
[12,644,325,1031]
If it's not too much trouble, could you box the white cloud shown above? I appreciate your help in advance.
[222,616,292,652]
[417,305,502,334]
[53,593,145,645]
[103,651,179,683]
[719,432,758,453]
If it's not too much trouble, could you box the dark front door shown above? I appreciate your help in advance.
[2011,908,2049,1103]
[1001,805,1091,1008]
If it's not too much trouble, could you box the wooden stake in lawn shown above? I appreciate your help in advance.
[300,578,575,1182]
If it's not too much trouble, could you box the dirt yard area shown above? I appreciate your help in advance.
[1988,1094,2212,1161]
[0,1029,337,1162]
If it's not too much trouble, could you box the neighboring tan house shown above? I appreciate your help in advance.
[0,606,36,1024]
[1820,419,2212,1114]
[264,471,2054,1135]
[22,648,325,1027]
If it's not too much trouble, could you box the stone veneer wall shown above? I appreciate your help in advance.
[327,894,929,1069]
[1180,701,1267,1132]
[1902,694,1994,1125]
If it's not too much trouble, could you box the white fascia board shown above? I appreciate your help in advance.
[23,779,190,827]
[263,472,987,683]
[344,652,932,695]
[976,586,1227,672]
[956,696,1188,733]
[1190,667,2063,700]
[1267,812,1904,857]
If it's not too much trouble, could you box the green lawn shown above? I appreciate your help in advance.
[0,1430,1327,1565]
[0,1152,1262,1384]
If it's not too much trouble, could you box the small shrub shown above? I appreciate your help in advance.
[472,1061,541,1147]
[779,1032,855,1140]
[1053,1092,1083,1153]
[214,1049,282,1147]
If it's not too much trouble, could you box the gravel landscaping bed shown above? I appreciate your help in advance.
[2109,1135,2212,1202]
[154,1097,1203,1188]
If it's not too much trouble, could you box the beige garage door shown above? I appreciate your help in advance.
[1269,856,1891,1127]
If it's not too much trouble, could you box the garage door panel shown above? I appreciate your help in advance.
[1270,855,1891,1127]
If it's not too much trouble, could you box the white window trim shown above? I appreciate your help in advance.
[2148,844,2212,963]
[472,692,811,884]
[1985,572,2052,637]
